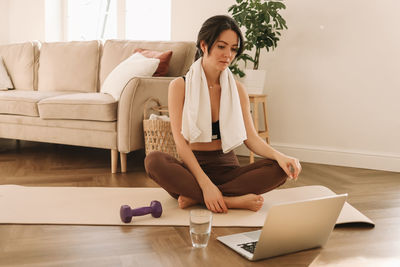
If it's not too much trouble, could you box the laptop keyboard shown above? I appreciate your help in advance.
[238,241,258,254]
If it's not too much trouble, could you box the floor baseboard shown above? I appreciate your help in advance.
[235,143,400,173]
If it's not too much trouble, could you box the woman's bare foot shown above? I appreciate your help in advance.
[223,194,264,212]
[178,195,198,209]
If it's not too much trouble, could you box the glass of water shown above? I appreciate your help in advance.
[189,209,212,248]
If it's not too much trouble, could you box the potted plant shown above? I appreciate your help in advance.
[228,0,288,94]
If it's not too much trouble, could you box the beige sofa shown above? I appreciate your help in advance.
[0,40,196,172]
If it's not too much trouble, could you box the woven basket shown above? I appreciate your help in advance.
[143,97,179,160]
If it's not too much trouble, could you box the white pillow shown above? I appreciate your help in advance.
[101,52,160,100]
[0,56,14,90]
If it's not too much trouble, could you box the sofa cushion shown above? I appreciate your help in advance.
[38,93,117,122]
[0,56,14,90]
[0,90,71,117]
[0,114,116,132]
[38,41,100,93]
[0,42,38,90]
[99,40,197,86]
[101,53,159,100]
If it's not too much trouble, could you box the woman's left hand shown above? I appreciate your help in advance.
[275,153,302,180]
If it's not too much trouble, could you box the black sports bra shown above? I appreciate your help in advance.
[182,76,221,140]
[211,120,221,140]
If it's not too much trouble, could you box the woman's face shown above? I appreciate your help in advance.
[202,29,239,71]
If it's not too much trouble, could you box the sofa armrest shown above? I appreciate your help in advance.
[117,76,175,153]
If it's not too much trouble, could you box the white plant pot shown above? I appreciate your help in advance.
[240,69,266,95]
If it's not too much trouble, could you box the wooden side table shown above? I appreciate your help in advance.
[248,94,270,163]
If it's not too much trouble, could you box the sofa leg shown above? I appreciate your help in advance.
[120,152,127,173]
[111,149,118,173]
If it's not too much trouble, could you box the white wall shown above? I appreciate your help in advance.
[45,0,63,42]
[171,0,233,41]
[8,0,46,43]
[264,0,400,172]
[0,0,10,45]
[172,0,400,172]
[0,0,46,44]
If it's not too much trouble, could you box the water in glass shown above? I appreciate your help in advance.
[190,209,212,248]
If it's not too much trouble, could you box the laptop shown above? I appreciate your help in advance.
[217,194,347,261]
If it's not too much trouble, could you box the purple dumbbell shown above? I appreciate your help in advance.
[120,200,162,223]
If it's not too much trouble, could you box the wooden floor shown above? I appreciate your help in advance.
[0,139,399,266]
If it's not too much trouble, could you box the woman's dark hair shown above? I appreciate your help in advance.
[195,15,244,60]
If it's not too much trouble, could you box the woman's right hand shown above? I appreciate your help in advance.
[202,182,228,213]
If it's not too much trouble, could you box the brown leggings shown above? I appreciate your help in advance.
[144,150,287,203]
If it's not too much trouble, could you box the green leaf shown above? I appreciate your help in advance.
[274,1,286,9]
[228,0,288,74]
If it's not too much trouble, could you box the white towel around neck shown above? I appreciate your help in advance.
[181,57,247,153]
